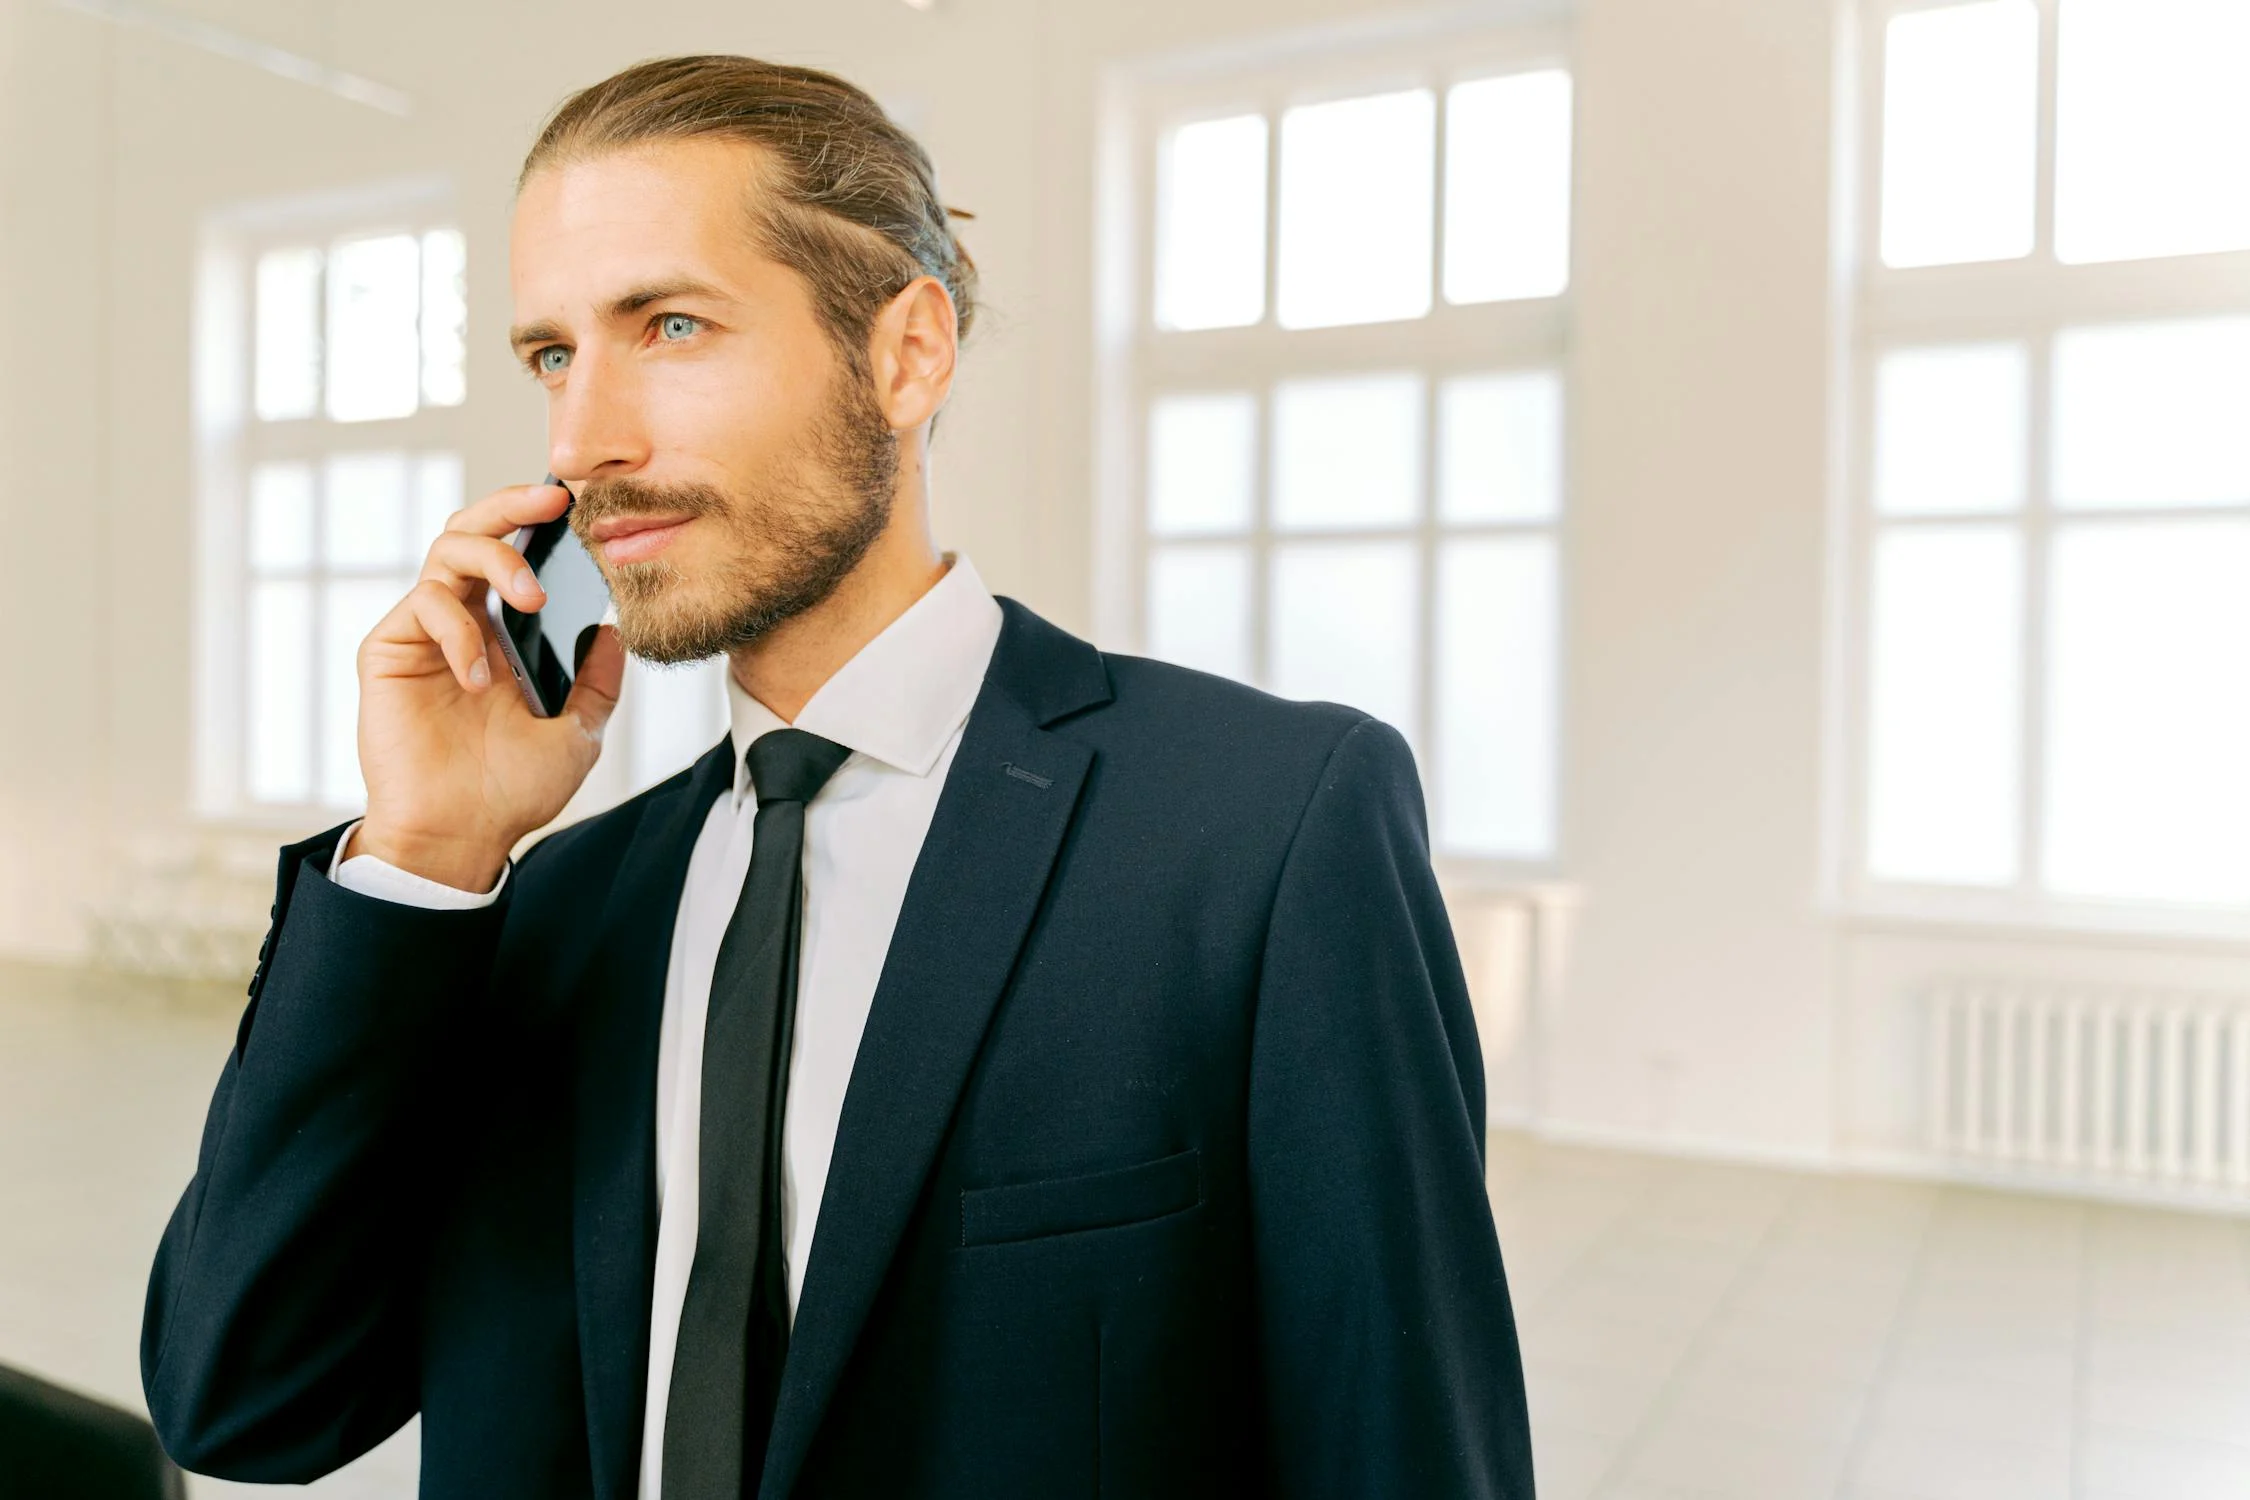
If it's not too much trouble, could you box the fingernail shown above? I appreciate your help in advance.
[469,659,491,688]
[514,569,542,597]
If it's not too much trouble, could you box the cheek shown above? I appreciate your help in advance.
[652,342,823,475]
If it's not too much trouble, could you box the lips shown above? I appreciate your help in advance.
[589,513,695,565]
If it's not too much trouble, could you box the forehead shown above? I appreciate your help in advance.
[510,138,778,308]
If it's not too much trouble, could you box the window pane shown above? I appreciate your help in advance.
[1866,526,2022,885]
[1272,372,1422,531]
[2055,0,2250,265]
[248,462,315,571]
[1439,370,1562,523]
[1155,115,1268,331]
[246,580,313,803]
[1148,392,1256,536]
[1444,70,1572,304]
[2045,519,2250,905]
[2053,319,2250,509]
[320,578,400,808]
[1277,90,1436,329]
[1436,536,1557,859]
[414,451,464,550]
[254,247,321,421]
[324,451,410,567]
[1880,0,2039,269]
[1269,540,1418,733]
[1147,545,1252,682]
[630,657,727,794]
[326,233,421,423]
[1873,344,2028,515]
[420,228,468,407]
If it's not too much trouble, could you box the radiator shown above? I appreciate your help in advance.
[1926,982,2250,1202]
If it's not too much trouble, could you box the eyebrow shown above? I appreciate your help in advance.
[507,277,731,353]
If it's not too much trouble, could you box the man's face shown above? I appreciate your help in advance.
[510,137,898,663]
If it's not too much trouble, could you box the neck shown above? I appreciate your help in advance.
[726,494,946,723]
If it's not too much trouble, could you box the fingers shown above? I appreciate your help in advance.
[443,481,571,540]
[422,530,550,608]
[560,624,625,743]
[363,579,495,692]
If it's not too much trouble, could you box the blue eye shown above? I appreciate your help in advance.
[536,346,570,375]
[658,313,699,341]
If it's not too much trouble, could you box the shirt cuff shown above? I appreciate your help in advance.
[328,820,509,910]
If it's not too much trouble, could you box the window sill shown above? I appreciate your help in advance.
[1831,885,2250,952]
[191,807,358,842]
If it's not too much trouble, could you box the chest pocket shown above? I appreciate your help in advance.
[960,1147,1203,1247]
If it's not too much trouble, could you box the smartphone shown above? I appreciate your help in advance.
[486,476,613,717]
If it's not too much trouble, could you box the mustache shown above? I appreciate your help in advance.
[568,477,731,538]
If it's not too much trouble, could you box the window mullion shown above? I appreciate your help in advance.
[1249,389,1273,690]
[1849,347,1881,900]
[2019,330,2056,900]
[1260,89,1282,336]
[1415,375,1439,788]
[1420,72,1448,782]
[1250,87,1284,689]
[307,459,330,807]
[2032,0,2061,263]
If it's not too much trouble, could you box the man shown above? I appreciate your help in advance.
[142,55,1533,1500]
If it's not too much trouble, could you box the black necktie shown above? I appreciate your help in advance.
[662,727,853,1499]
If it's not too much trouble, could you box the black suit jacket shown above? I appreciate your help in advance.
[141,599,1533,1498]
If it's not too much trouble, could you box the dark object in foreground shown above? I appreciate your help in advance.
[0,1363,185,1500]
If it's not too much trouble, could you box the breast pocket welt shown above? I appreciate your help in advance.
[959,1147,1204,1248]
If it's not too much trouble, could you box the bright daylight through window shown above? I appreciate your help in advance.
[1860,0,2250,914]
[238,226,468,811]
[1137,48,1572,864]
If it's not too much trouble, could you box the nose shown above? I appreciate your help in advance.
[545,347,652,484]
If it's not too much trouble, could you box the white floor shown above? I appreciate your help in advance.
[5,962,2248,1499]
[1490,1134,2250,1498]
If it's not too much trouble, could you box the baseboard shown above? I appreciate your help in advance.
[1512,1115,1838,1174]
[1841,1147,2250,1218]
[1493,1117,2250,1219]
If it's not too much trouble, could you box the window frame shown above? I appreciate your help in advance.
[193,177,470,825]
[1839,0,2250,941]
[1097,12,1577,886]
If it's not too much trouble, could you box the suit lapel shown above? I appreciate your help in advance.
[572,739,734,1500]
[758,600,1110,1499]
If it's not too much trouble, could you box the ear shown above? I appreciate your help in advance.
[867,274,958,431]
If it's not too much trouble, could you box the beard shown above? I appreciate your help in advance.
[568,372,899,665]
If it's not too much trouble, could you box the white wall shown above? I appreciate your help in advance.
[5,0,2244,1171]
[1553,0,1842,1159]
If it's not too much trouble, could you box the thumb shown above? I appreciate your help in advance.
[560,623,625,745]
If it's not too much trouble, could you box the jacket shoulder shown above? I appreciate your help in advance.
[1097,650,1373,754]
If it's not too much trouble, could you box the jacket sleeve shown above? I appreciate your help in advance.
[140,824,510,1480]
[1247,716,1535,1498]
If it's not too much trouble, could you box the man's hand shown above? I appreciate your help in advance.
[350,482,626,890]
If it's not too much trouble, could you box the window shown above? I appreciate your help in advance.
[1107,22,1573,865]
[1850,0,2250,922]
[195,184,469,816]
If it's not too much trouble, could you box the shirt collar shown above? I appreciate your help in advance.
[724,552,1003,807]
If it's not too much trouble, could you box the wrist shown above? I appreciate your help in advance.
[349,821,510,894]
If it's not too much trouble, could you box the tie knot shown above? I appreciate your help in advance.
[745,727,853,807]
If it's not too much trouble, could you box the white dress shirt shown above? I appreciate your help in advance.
[330,554,1004,1500]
